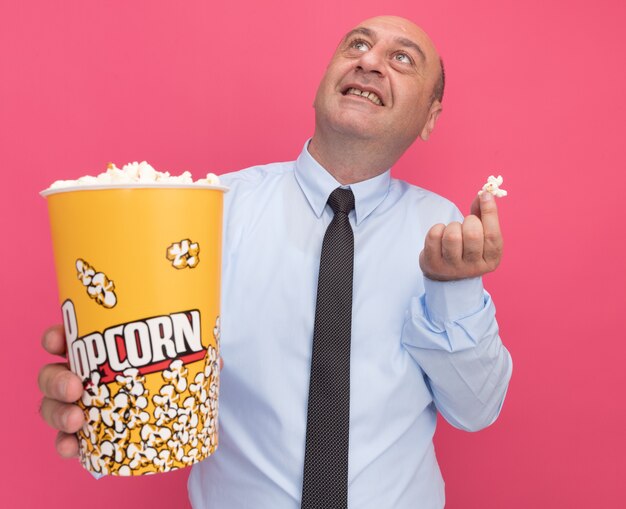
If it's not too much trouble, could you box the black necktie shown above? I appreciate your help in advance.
[301,187,355,509]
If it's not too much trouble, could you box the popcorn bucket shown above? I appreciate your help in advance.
[41,184,227,476]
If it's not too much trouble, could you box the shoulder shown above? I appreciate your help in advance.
[218,160,296,213]
[220,161,295,191]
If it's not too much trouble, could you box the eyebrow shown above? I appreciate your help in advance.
[342,27,427,63]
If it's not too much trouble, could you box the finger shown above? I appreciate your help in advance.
[219,357,224,371]
[419,223,445,279]
[478,192,503,262]
[40,397,85,433]
[441,222,463,265]
[422,223,445,263]
[38,363,84,402]
[470,194,481,218]
[55,431,80,458]
[42,325,67,356]
[478,191,501,237]
[462,215,484,263]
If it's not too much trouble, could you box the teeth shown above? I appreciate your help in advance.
[346,87,382,106]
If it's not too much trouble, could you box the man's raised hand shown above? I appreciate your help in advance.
[419,191,503,281]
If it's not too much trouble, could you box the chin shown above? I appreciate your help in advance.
[324,109,381,140]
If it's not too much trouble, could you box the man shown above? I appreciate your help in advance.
[39,15,512,508]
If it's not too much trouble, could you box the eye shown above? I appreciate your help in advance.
[350,38,370,52]
[394,52,413,64]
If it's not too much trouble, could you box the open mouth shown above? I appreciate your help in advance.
[342,87,384,106]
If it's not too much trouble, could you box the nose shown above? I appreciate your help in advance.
[355,47,385,77]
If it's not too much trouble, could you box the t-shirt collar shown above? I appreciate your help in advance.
[294,139,391,226]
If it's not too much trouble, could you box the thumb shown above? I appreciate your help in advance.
[477,191,502,240]
[471,191,498,218]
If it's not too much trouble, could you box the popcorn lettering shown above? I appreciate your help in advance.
[62,299,203,381]
[478,175,508,197]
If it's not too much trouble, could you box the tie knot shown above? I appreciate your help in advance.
[328,187,355,215]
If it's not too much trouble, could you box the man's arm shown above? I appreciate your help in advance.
[402,277,512,431]
[402,191,512,431]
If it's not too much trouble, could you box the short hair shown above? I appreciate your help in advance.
[432,58,445,103]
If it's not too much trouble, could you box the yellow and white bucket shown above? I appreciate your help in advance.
[42,184,227,476]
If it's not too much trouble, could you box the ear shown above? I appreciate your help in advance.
[419,100,442,141]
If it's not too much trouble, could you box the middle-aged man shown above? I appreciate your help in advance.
[39,15,512,509]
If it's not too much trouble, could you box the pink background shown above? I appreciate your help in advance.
[1,0,624,507]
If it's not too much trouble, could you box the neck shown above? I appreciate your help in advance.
[308,128,404,185]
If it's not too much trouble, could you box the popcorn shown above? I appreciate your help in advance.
[101,393,133,434]
[87,273,117,308]
[153,385,180,426]
[76,259,117,308]
[126,442,158,470]
[162,359,189,393]
[152,449,175,471]
[116,368,148,398]
[141,423,173,448]
[195,173,221,185]
[47,161,220,190]
[213,316,221,346]
[479,175,508,197]
[81,371,110,408]
[166,239,200,269]
[76,259,95,286]
[77,343,219,476]
[189,372,208,406]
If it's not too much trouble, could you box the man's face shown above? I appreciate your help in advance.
[313,16,442,152]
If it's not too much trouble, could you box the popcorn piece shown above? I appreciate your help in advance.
[166,239,200,269]
[126,442,158,470]
[117,465,131,476]
[82,371,110,408]
[76,258,117,308]
[479,175,508,197]
[141,423,173,448]
[164,170,194,184]
[196,173,220,185]
[153,387,180,426]
[152,449,175,471]
[162,359,189,393]
[101,392,131,434]
[116,368,148,398]
[213,315,221,345]
[76,259,95,286]
[76,175,100,185]
[87,272,117,308]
